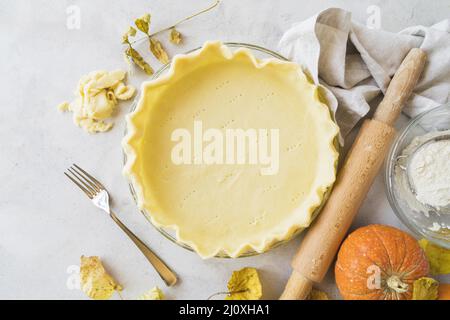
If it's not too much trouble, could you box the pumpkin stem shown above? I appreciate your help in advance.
[386,276,408,293]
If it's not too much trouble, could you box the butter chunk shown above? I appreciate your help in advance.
[58,70,136,133]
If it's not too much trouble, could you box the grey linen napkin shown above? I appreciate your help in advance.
[278,8,450,139]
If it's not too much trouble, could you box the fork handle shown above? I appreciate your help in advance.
[109,211,178,287]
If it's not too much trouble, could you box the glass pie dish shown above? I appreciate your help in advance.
[385,104,450,249]
[123,42,338,258]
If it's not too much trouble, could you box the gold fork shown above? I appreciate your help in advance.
[64,164,177,287]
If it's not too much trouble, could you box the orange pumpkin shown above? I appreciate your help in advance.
[439,284,450,300]
[335,224,429,300]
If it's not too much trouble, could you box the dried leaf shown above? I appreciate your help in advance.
[149,38,169,64]
[125,47,154,75]
[226,267,262,300]
[122,26,137,44]
[80,256,122,300]
[170,28,182,45]
[308,289,329,300]
[412,277,439,300]
[138,287,165,300]
[135,14,151,34]
[419,239,450,275]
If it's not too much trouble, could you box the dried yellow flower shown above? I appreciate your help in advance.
[308,289,329,300]
[135,14,151,34]
[80,256,122,300]
[122,23,153,75]
[125,47,154,75]
[412,277,439,300]
[138,287,165,300]
[170,28,182,44]
[149,38,169,64]
[226,267,262,300]
[419,239,450,275]
[122,26,137,44]
[122,2,221,74]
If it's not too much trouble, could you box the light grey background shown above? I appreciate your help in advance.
[0,0,449,299]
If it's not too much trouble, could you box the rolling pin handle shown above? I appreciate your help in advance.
[373,48,427,126]
[279,271,313,300]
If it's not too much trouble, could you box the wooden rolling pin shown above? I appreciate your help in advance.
[280,48,427,300]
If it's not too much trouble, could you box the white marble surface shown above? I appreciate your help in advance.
[1,0,449,300]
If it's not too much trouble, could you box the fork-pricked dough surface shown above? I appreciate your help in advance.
[123,42,339,258]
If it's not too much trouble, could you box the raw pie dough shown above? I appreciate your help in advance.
[123,42,339,258]
[58,70,135,133]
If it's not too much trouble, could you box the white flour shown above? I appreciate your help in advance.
[409,139,450,209]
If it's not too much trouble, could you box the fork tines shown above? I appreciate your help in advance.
[64,164,104,199]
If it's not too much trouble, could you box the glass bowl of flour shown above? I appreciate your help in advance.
[386,104,450,249]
